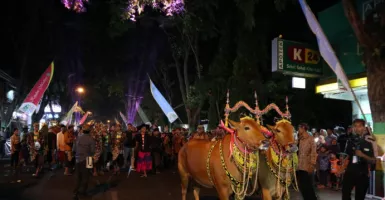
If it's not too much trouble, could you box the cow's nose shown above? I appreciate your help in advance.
[287,143,298,153]
[259,140,270,150]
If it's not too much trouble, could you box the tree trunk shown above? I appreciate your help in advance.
[366,60,385,123]
[187,109,199,133]
[341,0,385,124]
[208,95,219,130]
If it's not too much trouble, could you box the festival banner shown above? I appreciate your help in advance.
[119,111,128,124]
[138,105,150,124]
[149,78,178,123]
[115,118,120,125]
[19,63,54,115]
[79,111,91,125]
[61,101,78,125]
[298,0,351,92]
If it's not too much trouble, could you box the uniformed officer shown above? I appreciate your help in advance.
[338,119,376,200]
[73,124,95,199]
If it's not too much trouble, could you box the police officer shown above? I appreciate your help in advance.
[339,119,376,200]
[73,124,95,199]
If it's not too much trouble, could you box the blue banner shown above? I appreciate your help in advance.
[138,105,150,124]
[149,79,178,123]
[298,0,352,92]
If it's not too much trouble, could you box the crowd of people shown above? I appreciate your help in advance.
[7,122,224,182]
[6,118,377,200]
[296,119,377,200]
[7,121,222,198]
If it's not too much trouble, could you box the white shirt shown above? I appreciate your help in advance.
[57,132,65,151]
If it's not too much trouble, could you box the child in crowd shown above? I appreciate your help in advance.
[330,153,341,190]
[328,138,340,155]
[317,145,330,189]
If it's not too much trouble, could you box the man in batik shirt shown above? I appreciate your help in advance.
[296,123,317,200]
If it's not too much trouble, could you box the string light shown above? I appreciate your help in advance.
[61,0,185,21]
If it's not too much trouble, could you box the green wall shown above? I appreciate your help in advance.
[318,1,367,79]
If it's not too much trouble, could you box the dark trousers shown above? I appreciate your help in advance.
[342,171,369,200]
[74,161,90,196]
[65,152,72,168]
[0,141,5,157]
[11,151,19,168]
[297,170,317,200]
[318,170,328,186]
[163,154,171,169]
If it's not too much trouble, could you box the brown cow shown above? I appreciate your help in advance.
[178,117,268,200]
[258,119,298,200]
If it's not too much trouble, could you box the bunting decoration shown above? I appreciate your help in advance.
[61,101,78,126]
[298,0,351,92]
[119,111,128,124]
[138,105,150,124]
[79,111,92,125]
[149,78,178,123]
[19,63,54,115]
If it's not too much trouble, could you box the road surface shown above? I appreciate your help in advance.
[0,163,351,200]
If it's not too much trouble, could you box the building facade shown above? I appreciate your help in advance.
[315,0,384,197]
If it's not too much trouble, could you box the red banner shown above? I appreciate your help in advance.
[19,63,54,115]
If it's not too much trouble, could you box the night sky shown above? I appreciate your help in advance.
[1,0,350,128]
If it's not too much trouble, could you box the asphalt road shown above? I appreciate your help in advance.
[0,163,348,200]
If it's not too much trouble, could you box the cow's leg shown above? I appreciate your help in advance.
[217,186,231,200]
[193,187,200,200]
[178,150,189,200]
[261,187,272,200]
[179,169,189,200]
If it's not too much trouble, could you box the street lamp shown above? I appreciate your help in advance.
[76,87,85,94]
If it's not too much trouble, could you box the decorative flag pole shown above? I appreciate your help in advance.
[138,105,150,124]
[148,76,179,124]
[19,62,54,115]
[298,0,367,123]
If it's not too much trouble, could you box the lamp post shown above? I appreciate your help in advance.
[76,86,85,94]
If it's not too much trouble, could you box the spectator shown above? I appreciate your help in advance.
[325,128,337,146]
[123,123,136,170]
[10,128,21,169]
[328,138,340,155]
[329,153,341,190]
[150,128,162,174]
[296,123,318,200]
[0,127,6,158]
[317,145,329,189]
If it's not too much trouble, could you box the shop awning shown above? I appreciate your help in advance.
[315,75,367,101]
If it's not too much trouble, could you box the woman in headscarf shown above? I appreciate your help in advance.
[135,124,152,177]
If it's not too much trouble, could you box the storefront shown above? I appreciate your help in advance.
[315,76,372,126]
[40,103,62,127]
[317,1,384,197]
